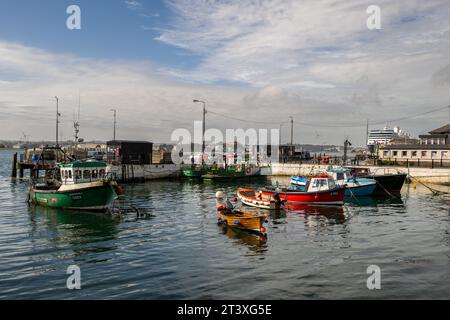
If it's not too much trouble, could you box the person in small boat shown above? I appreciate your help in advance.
[225,198,234,211]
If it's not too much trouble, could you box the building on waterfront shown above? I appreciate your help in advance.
[107,140,154,164]
[378,123,450,166]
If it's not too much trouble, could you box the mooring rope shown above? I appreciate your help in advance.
[407,174,449,196]
[374,180,399,199]
[346,185,361,206]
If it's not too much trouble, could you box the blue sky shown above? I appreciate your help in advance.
[0,0,450,144]
[0,0,200,68]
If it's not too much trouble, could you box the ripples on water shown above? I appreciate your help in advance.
[0,150,449,299]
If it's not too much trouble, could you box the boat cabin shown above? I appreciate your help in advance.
[327,168,354,184]
[307,176,337,192]
[59,161,107,185]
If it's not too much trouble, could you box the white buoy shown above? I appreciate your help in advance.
[215,191,225,199]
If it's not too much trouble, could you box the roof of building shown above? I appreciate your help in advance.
[380,144,450,150]
[419,134,447,138]
[107,140,152,145]
[429,123,450,134]
[59,161,107,168]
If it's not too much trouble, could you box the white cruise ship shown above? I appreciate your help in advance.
[367,126,409,146]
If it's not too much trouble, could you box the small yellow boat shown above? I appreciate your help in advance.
[217,209,268,234]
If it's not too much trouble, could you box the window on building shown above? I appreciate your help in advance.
[421,151,427,158]
[431,151,437,158]
[442,151,448,158]
[393,151,398,157]
[412,151,417,157]
[383,151,389,157]
[402,151,408,157]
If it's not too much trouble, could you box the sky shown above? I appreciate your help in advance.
[1,0,450,146]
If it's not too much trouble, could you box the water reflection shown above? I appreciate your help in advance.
[285,203,346,223]
[217,225,268,256]
[345,195,405,207]
[28,205,119,263]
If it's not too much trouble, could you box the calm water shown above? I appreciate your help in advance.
[0,149,449,299]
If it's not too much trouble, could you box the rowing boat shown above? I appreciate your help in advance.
[216,209,268,234]
[237,188,284,209]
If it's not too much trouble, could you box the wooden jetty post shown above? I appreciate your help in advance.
[11,152,17,178]
[19,163,24,178]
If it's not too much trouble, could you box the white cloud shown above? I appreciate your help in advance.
[2,0,450,145]
[124,1,143,11]
[152,0,450,142]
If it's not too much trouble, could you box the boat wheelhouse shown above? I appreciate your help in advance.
[59,161,108,185]
[326,168,376,196]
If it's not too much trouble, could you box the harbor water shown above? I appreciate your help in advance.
[0,149,449,299]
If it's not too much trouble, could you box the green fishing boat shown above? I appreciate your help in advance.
[28,161,118,211]
[181,165,208,178]
[202,164,260,180]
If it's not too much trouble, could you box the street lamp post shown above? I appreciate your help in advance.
[110,109,117,141]
[193,99,206,165]
[279,123,283,146]
[289,116,294,146]
[55,96,60,147]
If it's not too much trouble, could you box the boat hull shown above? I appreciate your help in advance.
[261,187,345,205]
[202,166,260,180]
[181,166,208,178]
[344,183,377,196]
[363,174,407,193]
[237,188,284,210]
[29,182,117,211]
[217,211,267,234]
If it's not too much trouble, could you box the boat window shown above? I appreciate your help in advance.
[328,179,336,189]
[313,179,327,188]
[92,169,98,179]
[62,170,68,179]
[83,170,91,179]
[99,169,105,178]
[75,170,82,179]
[68,170,72,179]
[336,172,345,180]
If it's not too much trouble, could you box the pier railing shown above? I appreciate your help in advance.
[377,158,450,169]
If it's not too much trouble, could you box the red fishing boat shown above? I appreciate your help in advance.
[261,174,345,205]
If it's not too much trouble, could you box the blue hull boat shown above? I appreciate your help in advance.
[344,179,377,197]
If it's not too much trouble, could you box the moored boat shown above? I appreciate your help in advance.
[345,167,406,194]
[181,165,208,178]
[326,168,376,196]
[202,164,260,180]
[28,160,118,211]
[216,209,268,234]
[237,188,284,209]
[262,174,345,205]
